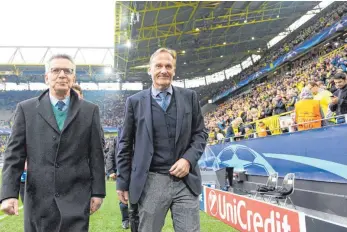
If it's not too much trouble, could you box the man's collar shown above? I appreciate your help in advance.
[151,85,173,97]
[49,91,70,106]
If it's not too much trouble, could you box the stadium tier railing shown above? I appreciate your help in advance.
[208,113,343,145]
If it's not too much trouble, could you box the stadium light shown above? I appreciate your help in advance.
[182,50,186,54]
[220,55,223,58]
[244,20,247,23]
[208,68,211,71]
[252,37,255,40]
[126,40,131,48]
[223,42,226,45]
[277,15,280,18]
[184,62,187,64]
[195,28,200,31]
[104,67,112,74]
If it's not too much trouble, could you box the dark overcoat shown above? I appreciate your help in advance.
[0,89,106,232]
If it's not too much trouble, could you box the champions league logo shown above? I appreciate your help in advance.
[199,136,347,182]
[282,51,298,62]
[212,144,276,174]
[199,144,276,175]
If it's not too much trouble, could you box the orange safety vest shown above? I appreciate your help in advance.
[257,125,268,137]
[295,99,322,131]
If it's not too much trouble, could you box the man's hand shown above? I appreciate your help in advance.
[0,198,19,216]
[331,96,339,105]
[90,197,103,215]
[109,173,117,180]
[117,190,129,205]
[169,158,191,178]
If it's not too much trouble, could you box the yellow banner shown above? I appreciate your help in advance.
[255,115,282,135]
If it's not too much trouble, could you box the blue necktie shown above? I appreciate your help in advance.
[56,101,65,111]
[158,92,168,111]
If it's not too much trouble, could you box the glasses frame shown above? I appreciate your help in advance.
[50,68,74,75]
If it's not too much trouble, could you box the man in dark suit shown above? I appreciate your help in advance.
[0,54,106,232]
[116,48,208,231]
[106,129,139,232]
[106,136,130,230]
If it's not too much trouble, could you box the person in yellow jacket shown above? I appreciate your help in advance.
[294,88,325,131]
[307,81,333,117]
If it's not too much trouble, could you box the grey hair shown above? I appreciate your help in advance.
[149,48,177,67]
[45,54,76,74]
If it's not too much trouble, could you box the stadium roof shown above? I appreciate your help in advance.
[115,1,319,82]
[0,1,325,86]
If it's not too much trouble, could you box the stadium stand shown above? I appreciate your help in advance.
[197,1,347,102]
[205,38,347,144]
[1,2,347,232]
[0,90,137,128]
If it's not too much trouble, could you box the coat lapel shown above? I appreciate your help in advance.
[62,89,81,132]
[142,89,153,144]
[174,87,184,145]
[37,89,60,134]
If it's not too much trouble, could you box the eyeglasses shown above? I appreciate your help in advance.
[50,68,74,75]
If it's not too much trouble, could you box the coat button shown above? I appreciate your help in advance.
[55,163,60,168]
[53,136,57,141]
[55,193,60,197]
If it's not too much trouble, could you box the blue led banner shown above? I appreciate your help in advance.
[199,124,347,183]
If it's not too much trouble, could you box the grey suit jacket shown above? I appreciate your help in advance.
[0,89,105,232]
[116,86,208,204]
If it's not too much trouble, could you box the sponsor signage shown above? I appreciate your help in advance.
[205,186,301,232]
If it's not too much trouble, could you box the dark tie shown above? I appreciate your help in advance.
[158,92,168,111]
[56,101,65,111]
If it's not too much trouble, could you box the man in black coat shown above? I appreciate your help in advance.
[330,72,347,124]
[106,134,139,231]
[0,54,106,232]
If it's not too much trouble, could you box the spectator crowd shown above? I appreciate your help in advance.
[1,2,347,147]
[0,90,136,129]
[205,36,347,144]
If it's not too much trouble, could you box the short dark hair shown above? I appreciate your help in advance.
[72,84,83,95]
[333,72,346,80]
[308,81,318,87]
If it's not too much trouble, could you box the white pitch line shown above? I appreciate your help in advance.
[0,206,23,221]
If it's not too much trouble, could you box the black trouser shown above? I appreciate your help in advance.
[119,201,129,222]
[129,203,139,232]
[19,182,25,204]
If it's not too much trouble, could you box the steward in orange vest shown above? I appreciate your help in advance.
[295,88,323,131]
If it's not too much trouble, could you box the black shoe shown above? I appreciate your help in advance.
[122,220,129,229]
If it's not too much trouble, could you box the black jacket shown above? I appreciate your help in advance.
[106,137,118,175]
[330,85,347,115]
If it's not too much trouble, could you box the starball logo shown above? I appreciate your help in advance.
[205,187,301,232]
